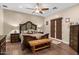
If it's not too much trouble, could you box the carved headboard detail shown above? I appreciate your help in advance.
[19,21,37,33]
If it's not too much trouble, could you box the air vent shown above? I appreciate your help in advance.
[53,7,57,10]
[2,5,8,8]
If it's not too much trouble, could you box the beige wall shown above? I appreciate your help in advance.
[3,9,45,35]
[0,8,4,35]
[44,4,79,44]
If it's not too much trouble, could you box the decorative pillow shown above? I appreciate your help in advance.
[21,31,28,34]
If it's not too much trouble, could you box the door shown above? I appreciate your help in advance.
[51,20,55,38]
[51,17,62,40]
[56,18,62,40]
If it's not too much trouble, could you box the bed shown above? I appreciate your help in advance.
[19,21,44,43]
[19,21,50,53]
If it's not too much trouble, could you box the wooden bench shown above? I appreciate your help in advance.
[28,39,51,53]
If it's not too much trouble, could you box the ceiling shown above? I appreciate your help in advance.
[0,3,78,17]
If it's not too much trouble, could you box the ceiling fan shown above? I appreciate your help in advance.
[26,3,49,14]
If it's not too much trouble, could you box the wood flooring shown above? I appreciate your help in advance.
[5,42,77,55]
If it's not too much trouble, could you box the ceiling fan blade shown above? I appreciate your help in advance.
[26,8,34,10]
[53,7,57,10]
[39,11,43,14]
[41,8,49,10]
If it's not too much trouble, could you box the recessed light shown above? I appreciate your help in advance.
[2,5,8,8]
[53,7,58,10]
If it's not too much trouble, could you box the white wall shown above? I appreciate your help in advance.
[44,4,79,44]
[3,9,45,35]
[1,4,79,43]
[0,8,4,35]
[2,9,44,42]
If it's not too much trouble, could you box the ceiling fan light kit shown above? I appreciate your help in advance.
[26,3,49,14]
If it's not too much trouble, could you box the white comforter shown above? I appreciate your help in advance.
[20,33,44,44]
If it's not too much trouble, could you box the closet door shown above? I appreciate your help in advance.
[51,20,55,38]
[56,18,62,40]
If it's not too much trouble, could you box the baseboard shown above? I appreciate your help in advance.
[62,40,69,44]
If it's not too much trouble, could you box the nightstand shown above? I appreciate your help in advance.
[10,33,20,43]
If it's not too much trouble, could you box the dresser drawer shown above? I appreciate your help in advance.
[10,33,20,43]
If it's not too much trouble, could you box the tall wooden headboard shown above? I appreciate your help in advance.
[19,21,37,33]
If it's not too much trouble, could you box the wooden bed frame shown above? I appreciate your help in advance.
[19,21,50,53]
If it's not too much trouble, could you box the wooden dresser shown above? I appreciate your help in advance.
[70,25,79,54]
[10,33,20,43]
[0,35,6,55]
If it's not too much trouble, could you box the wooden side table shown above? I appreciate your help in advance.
[10,33,20,43]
